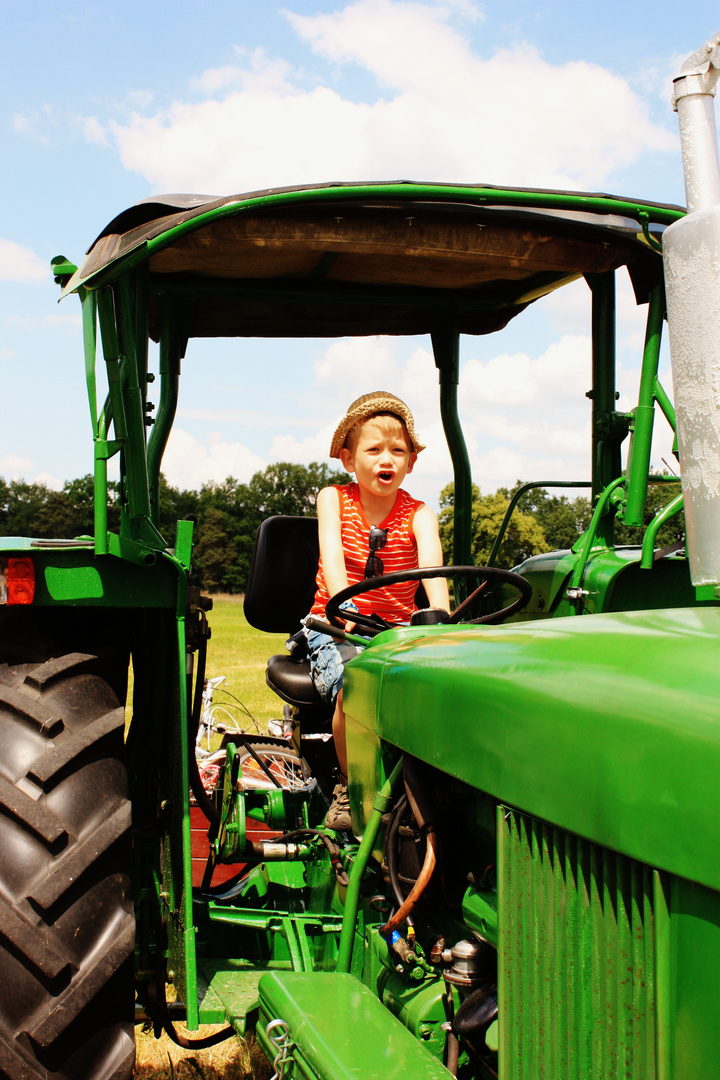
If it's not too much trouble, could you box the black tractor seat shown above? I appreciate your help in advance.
[244,515,325,710]
[266,653,322,708]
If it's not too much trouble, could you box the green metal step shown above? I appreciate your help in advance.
[198,959,289,1030]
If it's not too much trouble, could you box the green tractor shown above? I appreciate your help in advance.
[2,31,720,1080]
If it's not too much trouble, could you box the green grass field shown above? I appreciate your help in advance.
[202,595,288,733]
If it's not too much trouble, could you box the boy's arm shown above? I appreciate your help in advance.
[414,504,451,611]
[317,487,354,623]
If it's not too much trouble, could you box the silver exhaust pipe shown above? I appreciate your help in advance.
[663,33,720,585]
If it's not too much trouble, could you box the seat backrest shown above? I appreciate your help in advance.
[244,516,319,634]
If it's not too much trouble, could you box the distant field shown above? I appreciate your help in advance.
[202,594,288,733]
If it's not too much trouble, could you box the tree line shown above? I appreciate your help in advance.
[0,466,682,593]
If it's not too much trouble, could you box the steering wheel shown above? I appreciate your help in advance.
[325,566,532,632]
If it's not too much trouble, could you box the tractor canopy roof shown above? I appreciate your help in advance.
[64,181,682,341]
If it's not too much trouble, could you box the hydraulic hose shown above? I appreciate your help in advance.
[386,793,414,927]
[381,828,438,935]
[381,754,439,934]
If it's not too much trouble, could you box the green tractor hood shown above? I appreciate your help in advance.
[346,606,720,892]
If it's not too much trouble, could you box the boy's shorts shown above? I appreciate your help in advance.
[306,629,366,706]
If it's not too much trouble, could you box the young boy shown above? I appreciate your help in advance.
[307,391,450,830]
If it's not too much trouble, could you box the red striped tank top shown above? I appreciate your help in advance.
[311,484,424,624]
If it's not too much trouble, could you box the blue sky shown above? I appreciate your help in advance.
[1,2,717,507]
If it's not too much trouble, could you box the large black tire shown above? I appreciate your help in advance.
[0,650,134,1080]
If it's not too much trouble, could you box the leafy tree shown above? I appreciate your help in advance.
[503,483,593,552]
[192,506,236,592]
[242,462,351,522]
[155,474,199,542]
[439,483,549,569]
[4,481,55,538]
[193,462,350,593]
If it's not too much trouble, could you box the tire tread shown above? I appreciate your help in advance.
[28,707,125,787]
[0,776,68,845]
[0,649,134,1080]
[0,685,63,736]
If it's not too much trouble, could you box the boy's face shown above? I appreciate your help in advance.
[339,419,416,498]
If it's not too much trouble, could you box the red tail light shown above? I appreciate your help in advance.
[8,557,35,605]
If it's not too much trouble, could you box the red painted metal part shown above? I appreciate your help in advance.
[189,805,282,887]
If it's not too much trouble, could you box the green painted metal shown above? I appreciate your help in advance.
[257,972,452,1080]
[113,273,153,533]
[462,883,498,947]
[336,757,403,973]
[174,608,199,1027]
[0,546,181,606]
[653,377,677,438]
[567,475,626,603]
[197,961,265,1030]
[366,941,448,1065]
[662,876,720,1076]
[431,323,473,573]
[587,272,622,544]
[344,606,720,892]
[640,493,685,568]
[498,806,656,1078]
[653,872,672,1080]
[623,283,665,525]
[147,299,183,529]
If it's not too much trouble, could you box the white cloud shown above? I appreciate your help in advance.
[314,336,398,389]
[398,346,440,431]
[0,239,48,283]
[454,334,594,490]
[106,0,674,195]
[0,454,62,487]
[162,429,266,489]
[461,334,591,409]
[33,471,63,491]
[192,47,296,96]
[287,0,484,90]
[270,423,337,465]
[0,453,33,480]
[470,443,583,494]
[79,115,108,146]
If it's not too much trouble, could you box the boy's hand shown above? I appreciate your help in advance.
[339,599,359,633]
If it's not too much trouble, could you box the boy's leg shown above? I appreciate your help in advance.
[327,689,352,830]
[332,689,347,777]
[306,629,361,832]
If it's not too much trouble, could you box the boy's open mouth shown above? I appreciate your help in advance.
[378,471,393,481]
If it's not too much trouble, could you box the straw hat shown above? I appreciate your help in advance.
[329,391,425,459]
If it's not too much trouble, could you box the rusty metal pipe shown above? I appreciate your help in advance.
[381,827,438,934]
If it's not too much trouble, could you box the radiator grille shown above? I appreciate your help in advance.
[498,808,656,1079]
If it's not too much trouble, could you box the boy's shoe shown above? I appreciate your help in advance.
[326,782,351,831]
